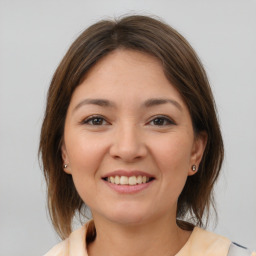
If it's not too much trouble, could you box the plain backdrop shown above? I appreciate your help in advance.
[0,0,255,255]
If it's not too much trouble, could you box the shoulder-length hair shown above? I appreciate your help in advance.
[39,15,224,239]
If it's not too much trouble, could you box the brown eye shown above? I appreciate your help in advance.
[149,116,175,126]
[83,116,108,125]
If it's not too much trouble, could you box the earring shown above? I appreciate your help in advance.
[63,164,68,168]
[191,165,197,172]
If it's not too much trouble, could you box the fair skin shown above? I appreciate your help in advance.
[62,50,207,256]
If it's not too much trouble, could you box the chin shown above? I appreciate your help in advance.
[103,203,153,226]
[113,213,145,225]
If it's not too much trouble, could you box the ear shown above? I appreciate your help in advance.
[61,142,72,174]
[188,131,208,176]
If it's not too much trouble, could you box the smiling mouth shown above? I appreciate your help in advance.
[103,175,155,186]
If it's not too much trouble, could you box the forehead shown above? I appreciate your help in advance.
[73,49,184,103]
[83,50,162,84]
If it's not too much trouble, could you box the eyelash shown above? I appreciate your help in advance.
[81,115,109,126]
[81,115,176,127]
[147,115,176,126]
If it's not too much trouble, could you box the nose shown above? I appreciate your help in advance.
[109,124,147,162]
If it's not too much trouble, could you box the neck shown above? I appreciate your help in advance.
[87,215,191,256]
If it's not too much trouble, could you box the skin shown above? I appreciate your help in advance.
[62,49,207,256]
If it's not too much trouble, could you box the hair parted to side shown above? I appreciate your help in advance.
[39,15,224,239]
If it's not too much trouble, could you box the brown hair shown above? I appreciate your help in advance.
[39,15,224,239]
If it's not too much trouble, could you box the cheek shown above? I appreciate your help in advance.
[65,131,107,175]
[155,135,192,168]
[66,133,108,204]
[152,135,193,190]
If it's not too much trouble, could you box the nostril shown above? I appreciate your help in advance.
[109,133,147,162]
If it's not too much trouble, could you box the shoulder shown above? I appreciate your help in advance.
[43,240,67,256]
[182,227,255,256]
[192,227,255,256]
[43,224,88,256]
[191,227,231,248]
[176,227,231,256]
[228,242,256,256]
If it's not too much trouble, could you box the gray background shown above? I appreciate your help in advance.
[0,0,255,255]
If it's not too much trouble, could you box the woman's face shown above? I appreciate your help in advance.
[62,50,206,226]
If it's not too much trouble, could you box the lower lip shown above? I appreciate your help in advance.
[103,180,153,194]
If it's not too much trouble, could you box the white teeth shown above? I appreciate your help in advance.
[128,176,137,185]
[137,175,142,184]
[120,176,128,185]
[106,175,151,185]
[114,176,120,185]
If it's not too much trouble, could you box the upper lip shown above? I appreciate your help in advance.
[102,170,154,178]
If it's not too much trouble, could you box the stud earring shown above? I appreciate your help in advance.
[191,165,197,172]
[63,164,68,168]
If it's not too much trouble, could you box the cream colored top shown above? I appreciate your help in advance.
[44,222,255,256]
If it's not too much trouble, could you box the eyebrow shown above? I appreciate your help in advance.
[143,98,182,111]
[73,97,182,112]
[73,99,116,112]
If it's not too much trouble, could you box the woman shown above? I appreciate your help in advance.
[39,15,255,256]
